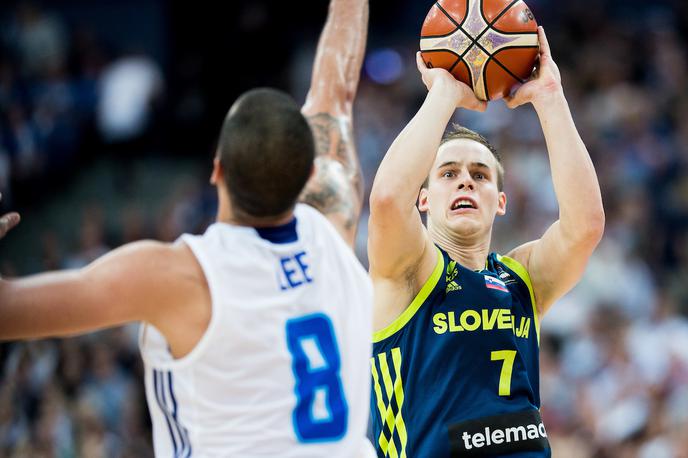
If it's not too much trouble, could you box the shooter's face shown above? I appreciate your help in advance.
[419,139,506,238]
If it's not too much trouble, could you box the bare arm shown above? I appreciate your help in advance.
[299,0,368,247]
[368,56,486,329]
[368,55,485,281]
[505,27,605,316]
[0,241,208,350]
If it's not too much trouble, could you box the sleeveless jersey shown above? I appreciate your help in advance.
[370,246,550,458]
[140,204,375,457]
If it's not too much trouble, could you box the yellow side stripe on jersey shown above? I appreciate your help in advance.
[391,348,407,457]
[373,247,445,343]
[382,349,407,457]
[371,358,397,457]
[371,348,407,458]
[379,353,400,458]
[497,255,540,344]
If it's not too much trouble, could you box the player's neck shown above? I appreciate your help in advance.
[431,226,492,271]
[216,202,233,224]
[216,202,295,228]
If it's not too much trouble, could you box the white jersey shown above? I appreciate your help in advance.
[139,204,374,458]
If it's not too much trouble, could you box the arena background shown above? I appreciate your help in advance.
[1,0,688,456]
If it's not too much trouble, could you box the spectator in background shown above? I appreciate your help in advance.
[62,207,110,269]
[97,54,164,144]
[5,102,42,179]
[6,2,67,79]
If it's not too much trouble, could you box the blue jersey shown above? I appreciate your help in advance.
[370,246,550,457]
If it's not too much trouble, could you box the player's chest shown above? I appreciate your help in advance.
[429,263,534,342]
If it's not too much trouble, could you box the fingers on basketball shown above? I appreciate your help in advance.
[538,27,551,58]
[416,52,427,73]
[504,94,517,109]
[465,91,488,112]
[504,85,529,109]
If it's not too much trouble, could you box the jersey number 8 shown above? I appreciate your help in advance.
[286,313,348,442]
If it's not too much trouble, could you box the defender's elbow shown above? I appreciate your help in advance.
[580,207,606,248]
[593,209,605,243]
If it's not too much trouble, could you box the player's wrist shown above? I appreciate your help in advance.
[532,86,566,113]
[429,76,459,95]
[427,78,462,108]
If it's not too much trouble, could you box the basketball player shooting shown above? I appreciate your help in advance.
[367,27,604,457]
[0,0,375,456]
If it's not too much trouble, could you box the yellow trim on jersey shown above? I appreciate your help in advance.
[491,349,517,396]
[497,255,540,344]
[371,357,396,457]
[390,348,407,456]
[373,248,444,343]
[371,348,407,458]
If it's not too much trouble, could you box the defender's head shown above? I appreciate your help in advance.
[212,88,314,223]
[419,125,506,239]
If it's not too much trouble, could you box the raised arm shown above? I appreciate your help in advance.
[368,55,485,281]
[368,55,485,327]
[0,241,207,354]
[505,27,605,316]
[299,0,368,247]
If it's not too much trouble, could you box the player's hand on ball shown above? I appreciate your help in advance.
[504,27,562,109]
[416,52,487,112]
[0,194,20,240]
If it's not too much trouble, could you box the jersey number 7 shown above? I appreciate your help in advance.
[491,350,517,396]
[286,313,348,442]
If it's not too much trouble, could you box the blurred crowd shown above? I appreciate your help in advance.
[0,1,165,212]
[2,0,688,456]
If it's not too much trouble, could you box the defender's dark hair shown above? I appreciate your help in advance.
[424,124,504,191]
[217,88,315,219]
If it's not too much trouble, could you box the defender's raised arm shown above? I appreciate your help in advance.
[300,0,369,247]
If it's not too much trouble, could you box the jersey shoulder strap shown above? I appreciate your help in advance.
[491,253,540,343]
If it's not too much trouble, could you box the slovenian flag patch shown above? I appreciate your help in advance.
[484,275,509,293]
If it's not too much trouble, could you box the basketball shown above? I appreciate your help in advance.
[420,0,539,101]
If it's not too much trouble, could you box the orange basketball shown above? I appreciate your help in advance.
[420,0,538,101]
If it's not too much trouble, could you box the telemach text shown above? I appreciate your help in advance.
[461,423,547,450]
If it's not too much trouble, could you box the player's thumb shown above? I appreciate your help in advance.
[504,95,523,109]
[0,212,20,236]
[416,52,426,73]
[477,100,488,112]
[463,90,487,112]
